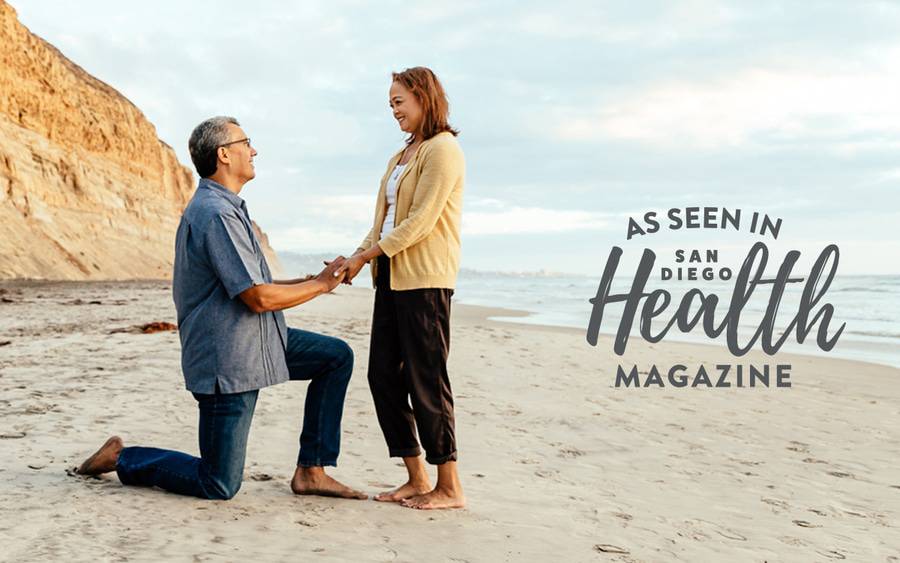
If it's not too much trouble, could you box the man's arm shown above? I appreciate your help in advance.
[273,275,315,285]
[240,260,345,313]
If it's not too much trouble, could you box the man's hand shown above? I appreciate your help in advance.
[323,255,351,285]
[239,257,347,313]
[316,256,346,292]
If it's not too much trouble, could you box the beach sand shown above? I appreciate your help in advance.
[0,281,897,562]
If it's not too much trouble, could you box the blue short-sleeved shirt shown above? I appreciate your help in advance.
[172,178,289,394]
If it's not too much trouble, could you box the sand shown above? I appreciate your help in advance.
[0,280,898,562]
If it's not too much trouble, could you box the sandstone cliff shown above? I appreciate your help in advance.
[0,1,280,279]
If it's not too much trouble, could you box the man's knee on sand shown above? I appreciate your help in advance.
[202,473,243,500]
[331,338,354,377]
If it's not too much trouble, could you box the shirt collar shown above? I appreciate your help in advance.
[198,178,246,211]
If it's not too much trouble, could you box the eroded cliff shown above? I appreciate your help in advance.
[0,1,280,279]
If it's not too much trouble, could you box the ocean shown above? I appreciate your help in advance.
[453,271,900,368]
[276,252,899,368]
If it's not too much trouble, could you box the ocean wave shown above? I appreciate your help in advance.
[844,329,900,339]
[833,287,897,293]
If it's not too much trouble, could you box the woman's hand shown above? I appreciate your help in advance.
[338,254,368,285]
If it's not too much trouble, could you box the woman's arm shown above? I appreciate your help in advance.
[358,227,375,256]
[338,244,383,282]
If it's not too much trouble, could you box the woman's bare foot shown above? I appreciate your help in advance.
[290,466,367,500]
[401,486,466,510]
[75,436,123,475]
[375,454,431,502]
[374,479,432,502]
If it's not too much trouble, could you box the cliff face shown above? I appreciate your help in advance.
[0,1,280,279]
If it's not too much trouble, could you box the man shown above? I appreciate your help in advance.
[76,116,366,501]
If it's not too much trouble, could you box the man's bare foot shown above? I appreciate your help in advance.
[401,486,466,510]
[75,436,123,475]
[374,479,432,502]
[290,466,367,500]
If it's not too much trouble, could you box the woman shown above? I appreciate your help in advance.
[338,66,465,510]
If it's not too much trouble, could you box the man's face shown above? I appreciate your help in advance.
[218,123,258,182]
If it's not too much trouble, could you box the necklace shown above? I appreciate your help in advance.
[400,141,420,165]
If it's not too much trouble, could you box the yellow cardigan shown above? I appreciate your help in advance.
[359,131,465,290]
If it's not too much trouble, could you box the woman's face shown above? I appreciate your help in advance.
[389,81,423,137]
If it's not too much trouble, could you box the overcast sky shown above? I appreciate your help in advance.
[13,0,900,275]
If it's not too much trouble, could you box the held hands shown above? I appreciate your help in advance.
[316,256,347,292]
[323,254,366,285]
[335,254,367,285]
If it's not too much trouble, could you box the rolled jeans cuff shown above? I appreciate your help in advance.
[114,450,129,484]
[425,450,458,465]
[297,456,337,468]
[388,446,422,458]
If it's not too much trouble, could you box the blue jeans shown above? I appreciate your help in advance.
[115,328,353,500]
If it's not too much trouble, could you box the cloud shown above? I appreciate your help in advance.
[10,0,900,274]
[511,0,738,45]
[266,195,617,244]
[250,193,375,251]
[554,61,900,149]
[463,198,613,235]
[267,225,363,253]
[300,194,375,223]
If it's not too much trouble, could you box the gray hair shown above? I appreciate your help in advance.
[188,116,239,178]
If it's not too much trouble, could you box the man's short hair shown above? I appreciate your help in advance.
[188,116,239,178]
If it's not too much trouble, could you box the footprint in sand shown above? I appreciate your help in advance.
[761,497,791,513]
[24,403,57,415]
[692,519,747,541]
[558,446,585,459]
[786,441,810,453]
[815,549,847,560]
[730,458,764,467]
[593,544,629,554]
[778,536,807,547]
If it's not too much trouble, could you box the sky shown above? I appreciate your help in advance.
[12,0,900,276]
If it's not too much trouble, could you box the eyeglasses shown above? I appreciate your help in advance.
[218,138,251,149]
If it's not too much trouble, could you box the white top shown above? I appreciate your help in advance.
[380,163,407,239]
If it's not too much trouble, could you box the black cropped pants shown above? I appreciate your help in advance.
[367,255,457,465]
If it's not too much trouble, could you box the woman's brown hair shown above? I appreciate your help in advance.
[392,66,459,144]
